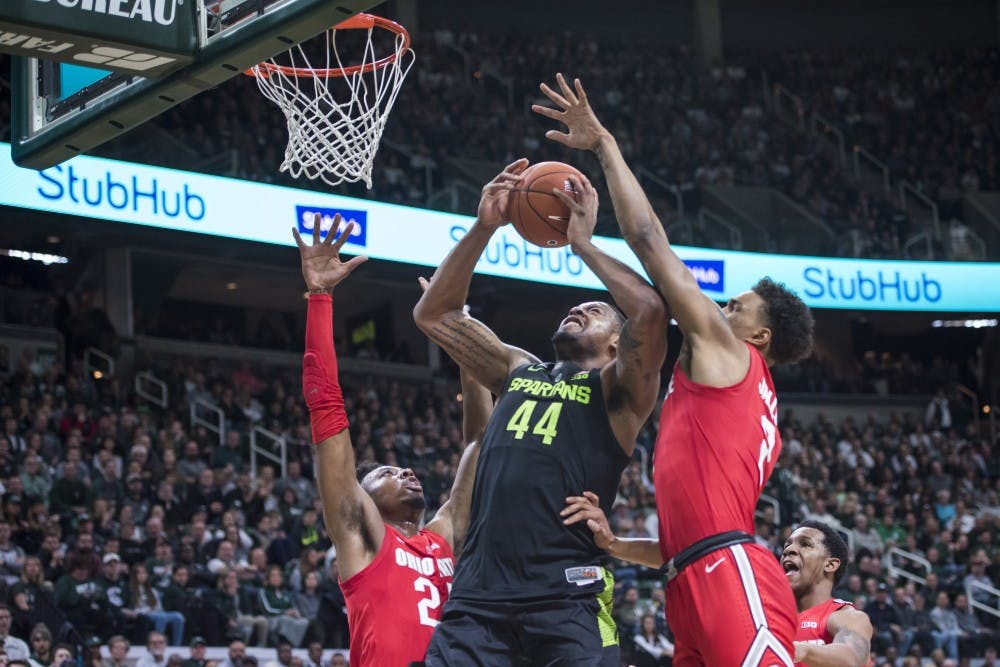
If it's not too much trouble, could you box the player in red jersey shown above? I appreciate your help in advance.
[561,506,872,667]
[293,216,492,666]
[782,521,872,667]
[536,73,814,666]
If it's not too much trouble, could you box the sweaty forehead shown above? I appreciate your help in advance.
[362,465,400,486]
[789,527,824,546]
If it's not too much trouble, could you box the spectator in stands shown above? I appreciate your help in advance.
[963,550,993,605]
[211,433,244,473]
[91,460,123,506]
[328,654,346,667]
[316,558,346,651]
[8,556,48,640]
[867,583,903,654]
[258,567,307,647]
[0,606,30,662]
[181,637,207,667]
[263,642,292,667]
[135,632,167,667]
[102,636,129,667]
[206,542,246,577]
[216,640,245,667]
[851,515,885,556]
[275,463,313,511]
[50,644,73,667]
[953,593,995,658]
[213,569,267,647]
[292,571,322,646]
[48,463,89,521]
[83,636,103,667]
[303,642,324,667]
[632,613,674,667]
[18,458,49,509]
[163,565,221,646]
[25,624,51,667]
[0,521,26,587]
[128,564,185,648]
[177,443,207,486]
[52,554,107,640]
[929,592,962,660]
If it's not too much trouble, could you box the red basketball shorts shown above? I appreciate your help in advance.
[665,542,796,667]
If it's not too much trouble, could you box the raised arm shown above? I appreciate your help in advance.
[795,606,873,667]
[413,160,539,395]
[561,492,664,570]
[534,74,748,386]
[425,365,493,555]
[554,175,667,452]
[294,215,383,581]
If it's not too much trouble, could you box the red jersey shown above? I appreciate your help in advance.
[796,598,872,667]
[340,523,454,666]
[654,344,780,557]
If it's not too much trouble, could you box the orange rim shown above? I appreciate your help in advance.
[245,13,410,78]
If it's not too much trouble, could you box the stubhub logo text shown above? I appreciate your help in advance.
[37,164,206,221]
[683,259,724,292]
[803,266,942,304]
[296,206,367,247]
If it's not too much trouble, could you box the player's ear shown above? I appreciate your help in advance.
[749,325,771,348]
[607,332,619,358]
[824,556,841,575]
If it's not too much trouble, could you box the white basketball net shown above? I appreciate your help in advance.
[249,19,414,188]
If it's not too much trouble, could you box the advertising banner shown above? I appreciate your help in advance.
[1,143,997,313]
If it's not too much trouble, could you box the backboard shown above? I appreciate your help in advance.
[6,0,382,169]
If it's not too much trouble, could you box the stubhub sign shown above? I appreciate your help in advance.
[0,143,997,312]
[295,205,367,247]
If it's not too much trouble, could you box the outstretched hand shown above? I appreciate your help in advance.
[561,491,615,551]
[532,74,609,152]
[477,158,529,229]
[292,213,368,293]
[551,174,598,248]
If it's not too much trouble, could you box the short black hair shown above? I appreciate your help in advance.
[798,519,849,585]
[752,277,814,365]
[356,460,380,484]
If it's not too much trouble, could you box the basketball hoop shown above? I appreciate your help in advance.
[245,13,414,188]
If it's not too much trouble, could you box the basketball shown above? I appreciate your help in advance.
[508,161,585,248]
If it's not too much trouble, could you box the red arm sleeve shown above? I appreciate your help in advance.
[303,293,349,443]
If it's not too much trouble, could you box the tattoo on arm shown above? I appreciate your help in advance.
[608,321,653,412]
[834,629,870,664]
[427,314,520,393]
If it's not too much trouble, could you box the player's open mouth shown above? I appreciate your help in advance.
[563,316,584,328]
[781,559,799,575]
[405,481,422,492]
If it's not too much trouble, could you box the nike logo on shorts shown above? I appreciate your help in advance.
[705,557,726,573]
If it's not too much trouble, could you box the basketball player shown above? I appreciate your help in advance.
[414,162,668,664]
[782,521,873,667]
[535,73,814,666]
[563,504,872,667]
[293,215,493,665]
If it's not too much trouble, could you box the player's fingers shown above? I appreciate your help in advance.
[493,172,522,184]
[539,82,570,109]
[483,183,514,195]
[323,214,343,245]
[330,220,354,252]
[531,104,563,121]
[582,491,601,505]
[311,213,322,244]
[502,157,529,174]
[562,508,596,525]
[343,255,368,274]
[544,130,573,147]
[417,277,430,292]
[556,73,579,105]
[292,227,305,248]
[551,187,578,209]
[574,78,588,103]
